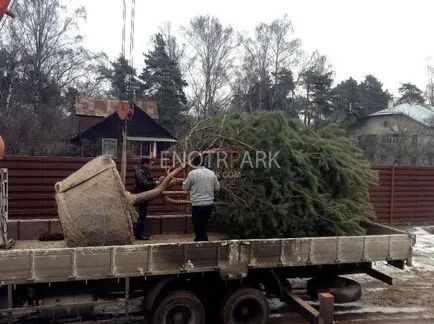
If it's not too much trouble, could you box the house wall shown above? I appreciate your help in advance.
[81,137,172,159]
[354,115,434,165]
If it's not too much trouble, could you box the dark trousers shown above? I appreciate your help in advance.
[135,203,148,237]
[192,205,213,242]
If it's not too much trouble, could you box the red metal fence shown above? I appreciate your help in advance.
[0,156,188,219]
[370,166,434,224]
[1,156,434,224]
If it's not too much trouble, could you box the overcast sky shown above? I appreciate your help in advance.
[72,0,434,97]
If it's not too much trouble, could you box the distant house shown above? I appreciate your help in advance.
[71,97,177,158]
[354,103,434,166]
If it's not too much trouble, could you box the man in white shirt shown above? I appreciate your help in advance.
[182,153,220,241]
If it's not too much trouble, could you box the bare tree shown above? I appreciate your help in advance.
[237,16,301,112]
[425,57,434,106]
[73,52,110,98]
[244,23,272,111]
[269,15,301,82]
[7,0,94,111]
[0,0,105,155]
[159,22,185,66]
[183,15,240,119]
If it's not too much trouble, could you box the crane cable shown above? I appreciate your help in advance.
[122,0,126,59]
[130,0,135,72]
[121,0,136,101]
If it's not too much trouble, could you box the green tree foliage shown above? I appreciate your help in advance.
[181,112,378,238]
[330,75,391,129]
[299,68,333,126]
[271,68,296,115]
[358,75,391,115]
[397,82,425,105]
[99,56,140,101]
[330,78,362,127]
[139,34,189,136]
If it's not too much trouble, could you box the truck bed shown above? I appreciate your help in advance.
[13,233,228,249]
[0,223,414,285]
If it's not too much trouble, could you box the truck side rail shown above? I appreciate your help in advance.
[0,226,413,285]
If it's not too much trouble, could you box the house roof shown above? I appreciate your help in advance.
[71,103,176,143]
[75,97,159,119]
[369,103,434,126]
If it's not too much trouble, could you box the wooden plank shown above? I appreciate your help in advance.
[281,290,319,324]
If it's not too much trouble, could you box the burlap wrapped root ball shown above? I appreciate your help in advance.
[55,155,135,247]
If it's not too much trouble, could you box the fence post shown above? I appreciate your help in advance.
[318,292,334,324]
[389,165,395,224]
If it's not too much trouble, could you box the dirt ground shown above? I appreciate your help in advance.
[269,225,434,323]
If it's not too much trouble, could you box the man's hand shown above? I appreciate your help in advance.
[155,176,165,185]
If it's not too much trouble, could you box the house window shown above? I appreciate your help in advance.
[128,141,150,158]
[384,134,399,145]
[411,135,418,146]
[383,121,389,128]
[102,138,117,157]
[358,135,377,148]
[381,155,387,164]
[411,157,417,166]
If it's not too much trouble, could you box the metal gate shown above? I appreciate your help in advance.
[0,168,9,247]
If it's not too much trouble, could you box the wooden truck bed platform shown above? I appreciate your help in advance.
[0,223,414,285]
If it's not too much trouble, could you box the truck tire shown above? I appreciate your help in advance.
[151,290,205,324]
[307,276,362,303]
[221,288,269,324]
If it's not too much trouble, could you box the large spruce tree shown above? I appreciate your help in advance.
[180,112,378,239]
[140,34,188,136]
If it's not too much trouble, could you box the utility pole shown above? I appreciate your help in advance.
[121,119,127,186]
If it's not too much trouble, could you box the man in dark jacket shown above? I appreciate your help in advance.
[134,157,156,240]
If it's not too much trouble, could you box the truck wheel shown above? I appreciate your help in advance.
[307,276,362,303]
[221,288,269,324]
[151,290,205,324]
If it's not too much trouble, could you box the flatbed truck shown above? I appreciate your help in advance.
[0,168,415,324]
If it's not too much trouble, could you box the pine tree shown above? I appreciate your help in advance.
[271,68,296,116]
[330,78,362,127]
[140,34,188,136]
[300,68,334,126]
[359,75,391,116]
[397,83,425,105]
[100,56,140,101]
